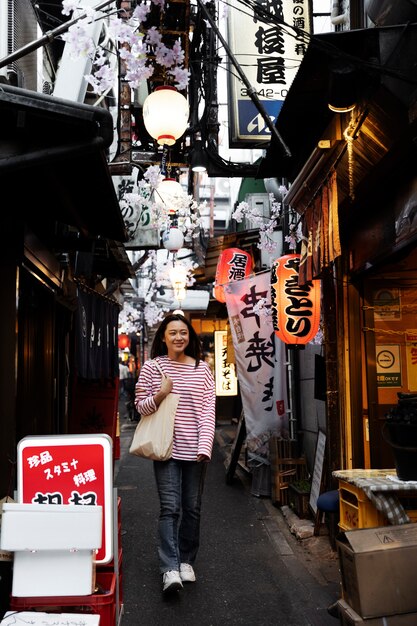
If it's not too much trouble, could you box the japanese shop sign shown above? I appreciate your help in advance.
[376,344,402,388]
[406,330,417,391]
[224,272,288,450]
[214,330,238,396]
[17,434,113,563]
[227,0,311,146]
[114,175,159,249]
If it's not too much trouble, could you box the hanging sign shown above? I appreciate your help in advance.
[214,330,238,396]
[227,0,311,146]
[224,272,289,450]
[214,248,253,303]
[271,253,321,346]
[16,434,113,564]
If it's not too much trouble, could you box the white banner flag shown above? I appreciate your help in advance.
[224,272,288,453]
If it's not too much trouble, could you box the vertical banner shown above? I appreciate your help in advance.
[214,330,238,396]
[76,289,119,379]
[227,0,311,146]
[225,273,288,453]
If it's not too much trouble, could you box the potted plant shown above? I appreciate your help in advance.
[288,478,311,518]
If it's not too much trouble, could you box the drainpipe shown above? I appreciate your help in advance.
[331,0,348,26]
[0,0,7,80]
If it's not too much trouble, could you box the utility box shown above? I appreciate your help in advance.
[0,503,102,597]
[337,598,417,625]
[337,524,417,618]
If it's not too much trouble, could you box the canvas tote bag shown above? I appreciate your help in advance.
[129,360,180,461]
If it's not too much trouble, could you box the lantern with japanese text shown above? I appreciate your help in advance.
[214,248,253,303]
[118,333,130,350]
[270,254,321,346]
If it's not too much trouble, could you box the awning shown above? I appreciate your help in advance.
[0,84,128,243]
[257,24,417,183]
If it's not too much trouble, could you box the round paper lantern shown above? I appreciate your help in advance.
[214,248,253,303]
[155,178,183,214]
[270,254,321,346]
[118,333,130,350]
[143,86,189,146]
[162,227,184,252]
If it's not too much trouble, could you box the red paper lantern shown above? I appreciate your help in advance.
[118,333,130,350]
[214,248,253,303]
[270,254,321,346]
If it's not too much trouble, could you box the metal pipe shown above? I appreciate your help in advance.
[195,0,291,158]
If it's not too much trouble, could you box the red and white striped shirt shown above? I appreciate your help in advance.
[135,356,216,461]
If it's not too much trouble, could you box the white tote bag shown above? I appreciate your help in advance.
[129,360,180,461]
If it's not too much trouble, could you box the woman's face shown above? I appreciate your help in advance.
[163,320,190,356]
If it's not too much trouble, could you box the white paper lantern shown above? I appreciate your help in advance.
[155,178,184,214]
[162,227,184,252]
[143,86,189,146]
[169,264,188,302]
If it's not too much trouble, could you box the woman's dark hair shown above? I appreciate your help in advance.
[150,313,202,366]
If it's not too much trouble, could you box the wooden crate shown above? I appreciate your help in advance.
[269,438,307,506]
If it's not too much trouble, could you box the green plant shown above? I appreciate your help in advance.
[289,479,311,493]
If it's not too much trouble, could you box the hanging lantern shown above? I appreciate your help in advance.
[270,254,321,346]
[155,178,184,214]
[162,227,184,252]
[214,248,253,303]
[169,264,188,303]
[143,86,189,146]
[118,333,130,350]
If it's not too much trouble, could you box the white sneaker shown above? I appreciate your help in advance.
[180,563,196,583]
[162,570,183,593]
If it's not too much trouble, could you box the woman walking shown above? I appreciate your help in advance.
[135,313,216,593]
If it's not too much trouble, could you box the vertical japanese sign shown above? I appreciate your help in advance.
[227,0,311,146]
[17,434,113,564]
[114,175,159,249]
[224,273,288,452]
[406,330,417,391]
[214,330,238,396]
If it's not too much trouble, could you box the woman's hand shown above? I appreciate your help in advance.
[196,454,210,463]
[153,375,173,407]
[160,375,173,395]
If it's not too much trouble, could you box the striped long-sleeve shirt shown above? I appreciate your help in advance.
[135,356,216,461]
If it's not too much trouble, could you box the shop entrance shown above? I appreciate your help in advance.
[362,247,417,469]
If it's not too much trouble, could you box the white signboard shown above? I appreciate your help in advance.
[227,0,311,146]
[113,175,159,249]
[17,434,113,563]
[1,614,100,625]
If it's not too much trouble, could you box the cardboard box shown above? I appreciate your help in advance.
[337,599,417,625]
[337,524,417,618]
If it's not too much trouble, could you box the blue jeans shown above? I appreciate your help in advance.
[153,459,207,573]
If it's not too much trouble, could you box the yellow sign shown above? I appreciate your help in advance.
[214,331,238,396]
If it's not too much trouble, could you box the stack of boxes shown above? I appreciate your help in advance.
[1,498,123,626]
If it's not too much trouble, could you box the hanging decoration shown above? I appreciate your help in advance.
[118,333,131,350]
[162,227,184,252]
[214,248,253,303]
[143,86,189,146]
[155,178,184,214]
[169,264,188,303]
[270,254,321,347]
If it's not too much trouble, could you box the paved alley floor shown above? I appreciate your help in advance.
[114,407,341,626]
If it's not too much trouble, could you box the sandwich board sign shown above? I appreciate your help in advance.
[16,434,113,564]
